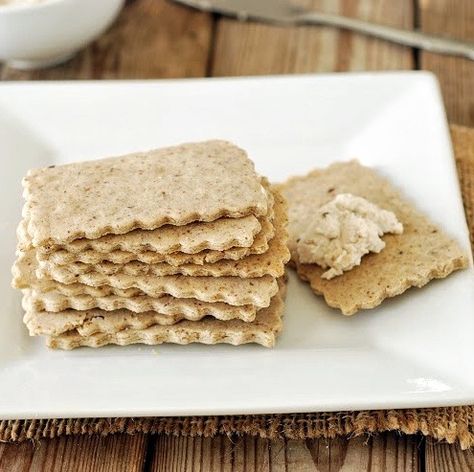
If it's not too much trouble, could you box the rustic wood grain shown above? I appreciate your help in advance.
[148,433,421,471]
[0,433,148,472]
[419,0,474,126]
[211,0,414,76]
[425,440,474,471]
[0,0,213,80]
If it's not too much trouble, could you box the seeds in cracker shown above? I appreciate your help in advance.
[23,289,259,321]
[24,307,185,337]
[279,160,468,315]
[15,250,279,307]
[46,282,286,350]
[36,215,262,255]
[23,140,268,246]
[31,179,275,256]
[35,213,275,266]
[38,190,290,280]
[14,145,289,351]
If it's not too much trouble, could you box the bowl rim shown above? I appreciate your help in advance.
[0,0,76,14]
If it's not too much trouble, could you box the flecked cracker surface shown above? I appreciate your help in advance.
[25,287,283,336]
[36,215,262,256]
[279,160,469,315]
[22,289,258,321]
[39,190,290,280]
[23,140,268,246]
[35,212,275,266]
[47,283,286,350]
[32,180,275,256]
[14,250,279,307]
[24,307,185,337]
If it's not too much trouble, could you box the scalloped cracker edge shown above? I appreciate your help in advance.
[23,140,268,246]
[38,190,289,280]
[30,215,262,256]
[23,296,276,337]
[279,161,469,315]
[22,289,258,320]
[34,211,275,266]
[24,306,184,337]
[46,283,286,349]
[31,180,275,257]
[14,251,279,307]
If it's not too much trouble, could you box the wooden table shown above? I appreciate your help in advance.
[1,0,473,470]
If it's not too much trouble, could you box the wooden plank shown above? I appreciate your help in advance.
[289,434,421,471]
[0,433,147,472]
[425,440,474,471]
[419,0,474,126]
[0,440,37,472]
[211,0,414,76]
[151,435,286,472]
[0,0,213,80]
[149,433,421,471]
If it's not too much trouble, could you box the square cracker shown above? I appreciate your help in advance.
[38,189,290,280]
[22,289,259,320]
[23,140,268,247]
[46,282,286,350]
[279,160,469,315]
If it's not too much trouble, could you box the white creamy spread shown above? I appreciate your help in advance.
[297,193,403,279]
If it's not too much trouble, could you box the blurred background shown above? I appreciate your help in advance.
[1,0,472,127]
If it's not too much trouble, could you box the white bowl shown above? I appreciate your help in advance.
[0,0,125,70]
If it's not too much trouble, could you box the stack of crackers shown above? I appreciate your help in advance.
[12,140,290,349]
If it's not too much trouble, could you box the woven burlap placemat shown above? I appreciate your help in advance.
[1,125,473,448]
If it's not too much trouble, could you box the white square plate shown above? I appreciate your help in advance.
[0,72,473,420]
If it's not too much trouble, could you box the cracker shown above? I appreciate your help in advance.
[25,288,283,337]
[279,160,469,315]
[31,180,275,256]
[22,289,258,321]
[38,190,290,280]
[34,215,262,255]
[14,250,279,307]
[24,307,184,337]
[46,282,286,349]
[35,213,275,266]
[23,140,268,247]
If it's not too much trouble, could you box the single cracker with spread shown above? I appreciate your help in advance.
[279,160,468,315]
